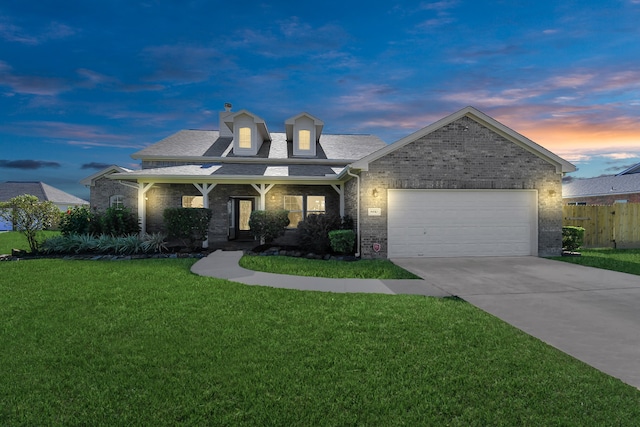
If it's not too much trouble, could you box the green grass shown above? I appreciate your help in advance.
[552,248,640,276]
[239,254,420,279]
[0,230,60,254]
[1,258,639,425]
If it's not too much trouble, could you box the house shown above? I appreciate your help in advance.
[0,181,89,231]
[81,105,575,258]
[563,162,640,205]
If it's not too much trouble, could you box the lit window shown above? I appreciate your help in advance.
[182,196,204,208]
[110,195,124,209]
[239,127,251,148]
[298,129,311,150]
[284,195,303,227]
[306,195,325,215]
[284,195,326,227]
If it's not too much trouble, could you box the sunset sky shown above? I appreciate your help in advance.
[2,0,640,199]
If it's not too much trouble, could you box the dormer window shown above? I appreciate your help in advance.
[285,112,324,157]
[223,110,270,156]
[298,130,311,151]
[239,127,252,149]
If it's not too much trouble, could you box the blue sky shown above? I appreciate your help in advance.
[2,0,640,199]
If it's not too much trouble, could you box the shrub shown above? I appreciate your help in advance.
[329,229,355,254]
[59,206,99,236]
[163,208,213,249]
[141,232,168,253]
[296,214,342,254]
[562,226,585,252]
[248,210,290,244]
[41,232,168,255]
[100,207,140,237]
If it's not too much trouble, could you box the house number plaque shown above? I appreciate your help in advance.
[368,208,382,216]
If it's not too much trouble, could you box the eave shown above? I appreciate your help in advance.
[108,173,344,186]
[131,155,357,165]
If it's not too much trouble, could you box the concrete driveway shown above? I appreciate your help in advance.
[391,256,640,389]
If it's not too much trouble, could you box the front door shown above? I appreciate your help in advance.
[228,198,255,240]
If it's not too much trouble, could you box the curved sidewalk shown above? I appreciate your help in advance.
[190,250,449,296]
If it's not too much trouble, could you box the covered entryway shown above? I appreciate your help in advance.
[387,189,537,257]
[228,197,255,240]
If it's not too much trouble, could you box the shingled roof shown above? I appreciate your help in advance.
[0,181,88,206]
[563,174,640,198]
[131,130,386,162]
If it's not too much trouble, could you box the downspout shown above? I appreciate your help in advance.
[346,167,361,257]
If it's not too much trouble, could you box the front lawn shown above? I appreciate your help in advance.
[1,259,639,425]
[239,254,419,279]
[552,248,640,276]
[0,230,60,254]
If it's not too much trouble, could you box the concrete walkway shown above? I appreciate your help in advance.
[192,251,640,389]
[190,250,449,296]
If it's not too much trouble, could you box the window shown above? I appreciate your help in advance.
[614,199,628,204]
[298,129,311,151]
[284,195,326,227]
[110,195,124,209]
[306,195,325,215]
[182,196,204,208]
[284,195,303,227]
[567,202,587,206]
[239,127,251,148]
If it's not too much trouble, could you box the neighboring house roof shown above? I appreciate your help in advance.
[616,162,640,176]
[563,174,640,198]
[350,106,576,174]
[0,181,89,205]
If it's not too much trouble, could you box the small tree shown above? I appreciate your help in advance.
[0,194,60,253]
[248,210,290,244]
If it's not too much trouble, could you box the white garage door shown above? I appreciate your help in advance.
[388,190,537,258]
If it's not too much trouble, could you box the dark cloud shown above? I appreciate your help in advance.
[605,162,638,172]
[0,159,61,169]
[81,162,111,170]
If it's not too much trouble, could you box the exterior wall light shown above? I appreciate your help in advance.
[372,188,378,198]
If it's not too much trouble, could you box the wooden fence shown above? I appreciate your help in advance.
[563,203,640,248]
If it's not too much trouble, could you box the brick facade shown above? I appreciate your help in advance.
[94,181,341,244]
[354,116,563,258]
[90,177,138,215]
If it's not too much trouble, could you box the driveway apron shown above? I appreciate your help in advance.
[391,256,640,389]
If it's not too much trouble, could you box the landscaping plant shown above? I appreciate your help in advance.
[562,226,585,251]
[328,229,355,254]
[0,194,60,253]
[296,214,342,254]
[248,209,290,244]
[163,207,212,249]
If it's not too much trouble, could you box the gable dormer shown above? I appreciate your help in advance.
[285,113,324,157]
[224,109,271,156]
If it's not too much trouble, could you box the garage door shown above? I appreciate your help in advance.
[388,190,537,258]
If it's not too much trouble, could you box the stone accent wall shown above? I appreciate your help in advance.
[356,116,563,258]
[564,193,640,205]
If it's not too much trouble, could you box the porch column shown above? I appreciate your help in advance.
[250,183,275,210]
[138,182,154,235]
[193,183,217,248]
[331,184,345,217]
